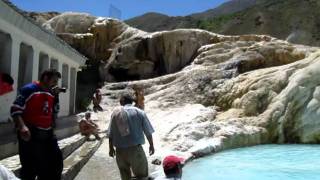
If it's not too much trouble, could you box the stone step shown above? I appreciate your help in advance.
[62,137,104,180]
[59,134,86,160]
[0,115,80,160]
[104,82,128,91]
[0,133,86,176]
[55,115,81,140]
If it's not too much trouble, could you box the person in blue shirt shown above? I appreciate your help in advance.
[108,93,155,180]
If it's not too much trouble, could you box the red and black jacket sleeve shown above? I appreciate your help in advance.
[11,83,55,129]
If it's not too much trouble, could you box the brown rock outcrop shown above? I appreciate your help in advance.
[102,29,215,81]
[43,13,144,63]
[95,35,319,160]
[40,12,320,159]
[26,11,60,25]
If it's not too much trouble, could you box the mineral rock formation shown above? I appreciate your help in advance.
[26,11,60,25]
[41,12,320,163]
[96,34,319,163]
[102,29,216,81]
[43,13,144,63]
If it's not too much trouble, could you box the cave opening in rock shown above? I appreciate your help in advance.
[109,67,140,82]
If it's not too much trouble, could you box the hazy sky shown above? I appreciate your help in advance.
[10,0,228,20]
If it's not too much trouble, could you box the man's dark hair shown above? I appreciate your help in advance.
[120,93,134,105]
[164,163,182,178]
[40,69,61,81]
[164,167,179,177]
[1,73,14,85]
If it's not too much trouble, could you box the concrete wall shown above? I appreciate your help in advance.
[0,0,85,122]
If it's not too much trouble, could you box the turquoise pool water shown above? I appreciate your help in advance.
[183,145,320,180]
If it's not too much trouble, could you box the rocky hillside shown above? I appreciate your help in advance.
[42,13,215,81]
[33,11,320,169]
[125,0,259,32]
[126,0,320,47]
[191,0,259,19]
[198,0,320,46]
[44,13,320,153]
[125,12,197,32]
[94,30,320,163]
[43,12,145,64]
[41,12,146,110]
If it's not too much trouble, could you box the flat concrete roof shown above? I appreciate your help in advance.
[0,0,87,65]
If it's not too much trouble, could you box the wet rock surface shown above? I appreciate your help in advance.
[37,12,320,177]
[93,35,320,165]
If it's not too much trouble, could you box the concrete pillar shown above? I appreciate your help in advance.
[69,67,77,115]
[62,63,69,88]
[74,69,78,113]
[32,49,40,81]
[57,60,63,87]
[38,52,49,79]
[50,58,59,70]
[18,43,34,89]
[10,38,21,91]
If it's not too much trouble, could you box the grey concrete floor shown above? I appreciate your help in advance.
[74,140,120,180]
[74,115,120,180]
[74,109,159,180]
[74,138,159,180]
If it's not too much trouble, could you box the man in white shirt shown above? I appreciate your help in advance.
[0,165,20,180]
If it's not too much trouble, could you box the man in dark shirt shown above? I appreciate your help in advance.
[11,69,63,180]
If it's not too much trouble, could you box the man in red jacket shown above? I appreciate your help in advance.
[0,73,14,96]
[11,69,63,180]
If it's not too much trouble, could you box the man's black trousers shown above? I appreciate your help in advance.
[18,128,63,180]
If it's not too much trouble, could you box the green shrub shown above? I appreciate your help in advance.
[79,97,92,111]
[197,13,238,32]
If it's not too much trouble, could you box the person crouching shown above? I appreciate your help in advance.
[79,112,101,140]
